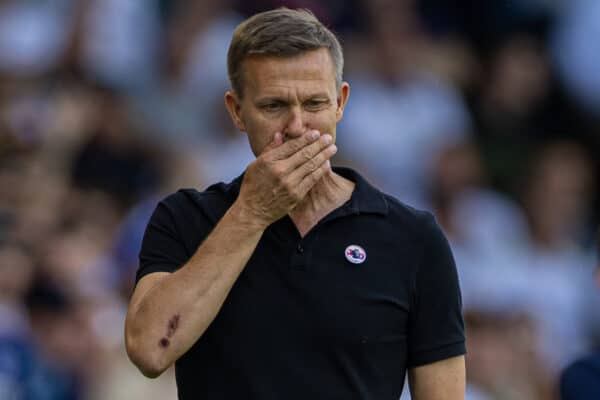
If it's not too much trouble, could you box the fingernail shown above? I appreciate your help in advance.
[310,130,320,140]
[323,134,332,143]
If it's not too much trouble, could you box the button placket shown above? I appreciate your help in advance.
[290,239,309,270]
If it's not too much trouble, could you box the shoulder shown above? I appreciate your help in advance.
[157,176,242,223]
[380,192,440,240]
[337,166,437,237]
[379,193,456,280]
[162,178,240,207]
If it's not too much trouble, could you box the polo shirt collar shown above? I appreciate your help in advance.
[332,166,389,216]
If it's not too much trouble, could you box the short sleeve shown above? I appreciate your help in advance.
[136,198,190,285]
[407,213,466,367]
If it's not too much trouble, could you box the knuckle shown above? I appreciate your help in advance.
[270,162,283,176]
[274,171,285,185]
[282,179,294,193]
[289,139,303,152]
[305,172,318,186]
[304,132,316,144]
[302,178,314,191]
[313,167,324,180]
[314,165,326,179]
[263,159,280,173]
[305,158,317,172]
[290,190,303,202]
[300,147,313,160]
[316,136,329,148]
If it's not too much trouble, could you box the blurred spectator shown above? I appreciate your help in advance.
[522,141,595,251]
[553,0,600,115]
[470,33,561,195]
[0,0,72,77]
[338,0,471,208]
[465,310,556,400]
[132,0,240,141]
[131,0,254,185]
[77,0,161,90]
[428,141,531,311]
[429,138,598,396]
[70,88,163,210]
[0,242,80,400]
[518,140,598,370]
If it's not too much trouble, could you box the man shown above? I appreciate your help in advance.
[125,8,465,399]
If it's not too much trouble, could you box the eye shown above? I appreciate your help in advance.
[261,102,284,112]
[305,99,328,111]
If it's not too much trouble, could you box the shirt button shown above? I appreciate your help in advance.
[297,243,304,253]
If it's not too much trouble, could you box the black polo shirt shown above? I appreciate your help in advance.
[137,167,465,399]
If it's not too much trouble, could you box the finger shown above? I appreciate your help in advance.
[296,159,332,197]
[259,132,283,156]
[288,143,337,182]
[281,133,333,172]
[268,130,321,161]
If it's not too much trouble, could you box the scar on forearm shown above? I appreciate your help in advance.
[158,314,181,348]
[167,314,180,337]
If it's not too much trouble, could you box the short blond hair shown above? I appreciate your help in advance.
[227,8,344,97]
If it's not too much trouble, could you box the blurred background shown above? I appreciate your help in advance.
[0,0,599,399]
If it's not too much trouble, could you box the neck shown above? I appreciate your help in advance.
[289,169,355,236]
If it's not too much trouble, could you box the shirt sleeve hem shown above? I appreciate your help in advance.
[135,265,175,286]
[408,340,466,368]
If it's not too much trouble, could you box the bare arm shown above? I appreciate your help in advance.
[408,355,466,400]
[124,203,266,378]
[125,130,337,378]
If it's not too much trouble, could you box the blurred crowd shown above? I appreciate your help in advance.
[0,0,599,399]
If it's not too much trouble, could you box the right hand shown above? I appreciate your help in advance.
[235,130,337,228]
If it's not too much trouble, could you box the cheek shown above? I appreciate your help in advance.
[310,112,338,140]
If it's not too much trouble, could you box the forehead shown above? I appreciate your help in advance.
[241,48,337,95]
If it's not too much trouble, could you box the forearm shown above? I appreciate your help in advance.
[125,202,265,377]
[408,356,465,400]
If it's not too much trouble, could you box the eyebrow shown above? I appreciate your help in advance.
[255,93,331,103]
[255,97,286,104]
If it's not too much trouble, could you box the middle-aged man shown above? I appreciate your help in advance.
[125,8,466,399]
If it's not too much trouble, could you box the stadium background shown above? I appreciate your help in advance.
[0,0,599,399]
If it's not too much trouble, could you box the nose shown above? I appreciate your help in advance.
[283,107,308,139]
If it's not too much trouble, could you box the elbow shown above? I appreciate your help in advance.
[125,331,169,378]
[135,356,167,379]
[139,363,167,379]
[136,361,166,379]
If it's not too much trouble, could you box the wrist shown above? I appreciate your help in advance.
[228,201,270,233]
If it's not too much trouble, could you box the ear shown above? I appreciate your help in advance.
[225,91,246,131]
[335,82,350,123]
